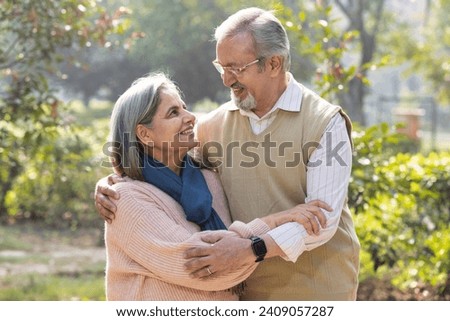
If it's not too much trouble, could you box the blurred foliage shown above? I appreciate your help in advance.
[384,0,450,105]
[280,2,363,100]
[0,0,129,223]
[56,0,446,123]
[191,98,220,113]
[278,0,395,125]
[60,0,278,105]
[350,123,450,293]
[3,110,111,229]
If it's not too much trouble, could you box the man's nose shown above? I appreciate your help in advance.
[221,70,237,88]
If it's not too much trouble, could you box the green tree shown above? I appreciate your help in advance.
[0,0,129,222]
[60,0,278,105]
[389,0,449,105]
[279,0,393,125]
[333,0,388,125]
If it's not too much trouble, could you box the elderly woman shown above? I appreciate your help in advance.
[104,73,329,300]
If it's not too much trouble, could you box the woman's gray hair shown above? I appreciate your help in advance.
[214,7,291,71]
[108,72,180,180]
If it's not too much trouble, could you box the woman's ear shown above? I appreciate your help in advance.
[136,124,153,146]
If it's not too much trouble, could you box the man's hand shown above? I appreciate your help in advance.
[94,174,124,223]
[183,231,254,279]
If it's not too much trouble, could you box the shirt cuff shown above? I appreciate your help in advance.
[267,222,307,262]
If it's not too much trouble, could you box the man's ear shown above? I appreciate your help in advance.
[136,124,153,146]
[269,55,283,76]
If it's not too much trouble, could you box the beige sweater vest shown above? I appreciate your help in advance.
[196,85,360,300]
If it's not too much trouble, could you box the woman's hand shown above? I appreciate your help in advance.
[261,200,331,235]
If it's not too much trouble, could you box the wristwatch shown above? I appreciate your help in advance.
[250,236,267,262]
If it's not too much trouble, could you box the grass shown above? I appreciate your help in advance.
[0,224,106,301]
[0,254,49,265]
[0,227,33,251]
[0,272,105,301]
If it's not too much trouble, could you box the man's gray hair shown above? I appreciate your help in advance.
[214,7,291,71]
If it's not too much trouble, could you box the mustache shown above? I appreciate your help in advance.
[231,82,245,90]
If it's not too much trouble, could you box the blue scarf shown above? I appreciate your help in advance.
[142,155,226,231]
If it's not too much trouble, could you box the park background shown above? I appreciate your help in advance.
[0,0,448,300]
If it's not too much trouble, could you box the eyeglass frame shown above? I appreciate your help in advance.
[212,58,261,76]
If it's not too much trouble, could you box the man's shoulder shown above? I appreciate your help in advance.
[298,83,340,113]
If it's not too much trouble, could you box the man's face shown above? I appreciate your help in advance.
[215,33,272,112]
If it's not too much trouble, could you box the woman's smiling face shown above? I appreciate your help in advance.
[138,89,197,160]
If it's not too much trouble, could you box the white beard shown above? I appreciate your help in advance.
[231,90,257,112]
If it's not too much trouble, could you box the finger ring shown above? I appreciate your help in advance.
[206,267,213,275]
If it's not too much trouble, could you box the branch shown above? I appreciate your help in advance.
[371,0,386,36]
[334,0,354,23]
[2,36,20,61]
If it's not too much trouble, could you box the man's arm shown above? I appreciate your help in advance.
[183,231,282,279]
[94,174,124,223]
[183,200,331,278]
[267,113,352,261]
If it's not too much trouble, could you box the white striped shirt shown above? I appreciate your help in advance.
[237,74,352,262]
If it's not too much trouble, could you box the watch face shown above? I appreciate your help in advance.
[253,240,267,255]
[251,237,267,261]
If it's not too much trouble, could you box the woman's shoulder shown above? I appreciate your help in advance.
[111,179,168,207]
[109,179,178,225]
[111,179,151,193]
[110,170,224,208]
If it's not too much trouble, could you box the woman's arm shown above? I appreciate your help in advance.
[107,181,257,292]
[182,201,332,279]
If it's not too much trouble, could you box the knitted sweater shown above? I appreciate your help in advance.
[105,169,270,301]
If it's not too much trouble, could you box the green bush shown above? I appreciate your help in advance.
[4,115,110,229]
[350,123,450,293]
[191,98,220,113]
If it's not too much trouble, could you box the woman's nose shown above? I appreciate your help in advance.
[183,109,196,124]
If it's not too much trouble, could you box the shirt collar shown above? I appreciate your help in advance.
[273,73,303,112]
[225,73,304,117]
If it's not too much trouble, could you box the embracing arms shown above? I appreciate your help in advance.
[105,180,328,289]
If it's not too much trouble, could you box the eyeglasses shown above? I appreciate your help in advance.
[212,59,260,76]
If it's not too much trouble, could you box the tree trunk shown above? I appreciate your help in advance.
[333,0,386,126]
[338,76,366,125]
[0,159,22,223]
